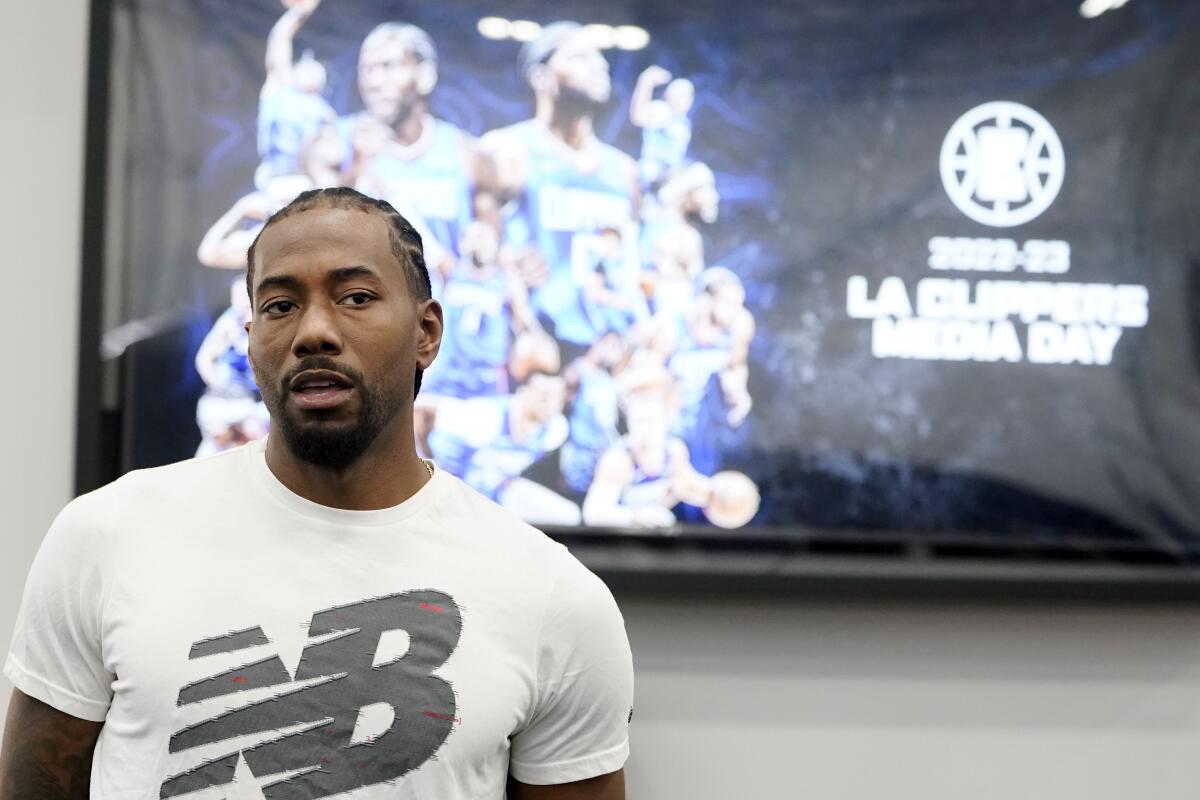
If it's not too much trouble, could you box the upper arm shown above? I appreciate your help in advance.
[507,556,633,788]
[508,768,625,800]
[0,689,102,800]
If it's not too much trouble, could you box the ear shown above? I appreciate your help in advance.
[415,298,443,370]
[415,61,437,96]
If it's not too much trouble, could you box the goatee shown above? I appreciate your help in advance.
[260,356,400,471]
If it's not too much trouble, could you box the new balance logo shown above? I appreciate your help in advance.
[160,590,461,799]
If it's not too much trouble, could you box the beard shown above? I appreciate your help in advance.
[555,82,609,118]
[259,356,405,471]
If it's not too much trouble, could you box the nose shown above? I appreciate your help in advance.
[291,301,343,358]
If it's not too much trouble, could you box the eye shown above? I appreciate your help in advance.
[341,292,375,307]
[262,299,296,315]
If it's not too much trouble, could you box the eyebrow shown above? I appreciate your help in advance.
[328,265,383,284]
[255,265,384,299]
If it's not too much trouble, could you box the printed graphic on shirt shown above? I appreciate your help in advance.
[160,590,462,799]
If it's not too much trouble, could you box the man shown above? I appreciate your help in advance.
[560,331,627,496]
[254,0,335,189]
[197,173,315,269]
[628,65,694,191]
[413,220,548,456]
[652,266,755,433]
[337,22,494,260]
[426,371,582,527]
[582,366,714,529]
[0,188,631,799]
[193,278,269,456]
[481,21,640,339]
[640,161,720,314]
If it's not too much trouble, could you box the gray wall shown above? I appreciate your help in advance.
[4,4,1200,798]
[0,0,88,732]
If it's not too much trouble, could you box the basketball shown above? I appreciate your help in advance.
[703,471,760,529]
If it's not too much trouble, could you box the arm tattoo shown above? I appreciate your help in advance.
[0,691,102,800]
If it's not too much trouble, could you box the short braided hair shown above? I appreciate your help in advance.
[245,187,432,304]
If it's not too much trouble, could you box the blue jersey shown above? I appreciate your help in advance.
[200,308,259,399]
[618,437,682,510]
[560,363,620,493]
[347,116,473,256]
[429,396,568,500]
[498,122,636,329]
[641,115,692,175]
[422,266,511,399]
[548,254,646,347]
[256,87,333,181]
[667,314,732,438]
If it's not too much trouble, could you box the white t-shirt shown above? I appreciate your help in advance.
[5,439,633,799]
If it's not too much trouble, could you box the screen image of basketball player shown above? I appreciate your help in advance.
[101,0,1200,552]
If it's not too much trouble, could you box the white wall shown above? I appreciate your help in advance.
[619,594,1200,799]
[0,0,89,728]
[5,5,1200,799]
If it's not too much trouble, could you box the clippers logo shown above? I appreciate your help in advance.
[940,101,1065,228]
[160,590,461,799]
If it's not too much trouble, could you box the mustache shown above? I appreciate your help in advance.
[281,356,364,394]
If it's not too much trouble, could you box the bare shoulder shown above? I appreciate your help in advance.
[0,689,102,800]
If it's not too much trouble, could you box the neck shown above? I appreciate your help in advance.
[392,106,429,147]
[263,412,430,511]
[536,99,593,150]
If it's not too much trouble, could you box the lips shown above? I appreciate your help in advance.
[287,369,355,411]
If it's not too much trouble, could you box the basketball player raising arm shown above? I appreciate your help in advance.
[196,174,313,269]
[262,0,321,96]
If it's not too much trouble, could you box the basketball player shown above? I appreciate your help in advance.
[337,22,495,262]
[193,279,269,456]
[481,21,640,336]
[640,161,719,313]
[198,173,445,272]
[414,220,549,455]
[554,226,649,354]
[651,266,755,433]
[255,0,335,188]
[2,188,630,798]
[583,366,741,529]
[560,331,628,496]
[197,174,315,269]
[629,65,694,190]
[427,371,581,526]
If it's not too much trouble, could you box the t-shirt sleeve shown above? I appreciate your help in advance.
[4,495,114,722]
[508,550,634,785]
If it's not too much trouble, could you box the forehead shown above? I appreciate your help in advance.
[550,33,603,63]
[254,207,403,286]
[360,34,416,65]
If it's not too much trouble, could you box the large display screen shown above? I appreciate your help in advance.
[100,0,1200,551]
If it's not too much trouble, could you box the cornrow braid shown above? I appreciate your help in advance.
[245,186,432,304]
